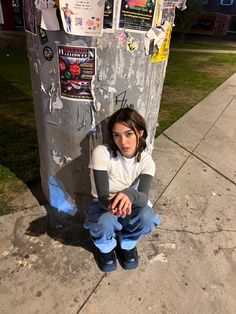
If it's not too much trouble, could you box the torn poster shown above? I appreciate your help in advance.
[58,45,96,101]
[117,0,156,33]
[59,0,104,36]
[161,0,187,24]
[35,0,60,30]
[0,0,4,24]
[150,23,172,63]
[103,0,115,30]
[41,8,60,30]
[34,0,56,10]
[23,0,37,35]
[144,20,170,55]
[35,0,56,10]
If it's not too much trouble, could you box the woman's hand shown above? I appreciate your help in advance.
[108,193,132,218]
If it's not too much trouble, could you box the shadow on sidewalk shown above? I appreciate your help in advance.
[25,208,96,254]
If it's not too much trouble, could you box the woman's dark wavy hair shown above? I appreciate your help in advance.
[107,108,147,162]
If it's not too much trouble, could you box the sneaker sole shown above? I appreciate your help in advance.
[97,257,117,272]
[117,256,138,270]
[98,262,117,272]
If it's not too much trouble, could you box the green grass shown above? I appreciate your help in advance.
[157,51,236,136]
[0,47,40,215]
[170,41,236,50]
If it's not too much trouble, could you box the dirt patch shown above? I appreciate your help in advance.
[198,63,236,78]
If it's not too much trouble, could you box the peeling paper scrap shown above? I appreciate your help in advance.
[150,23,172,63]
[51,95,63,111]
[35,0,56,10]
[41,7,60,30]
[52,150,72,167]
[144,21,170,56]
[176,0,187,10]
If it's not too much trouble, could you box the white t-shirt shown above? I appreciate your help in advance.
[89,145,155,198]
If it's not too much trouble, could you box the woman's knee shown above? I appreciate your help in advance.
[98,212,116,227]
[138,206,155,225]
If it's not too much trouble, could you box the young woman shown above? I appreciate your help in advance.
[84,108,160,272]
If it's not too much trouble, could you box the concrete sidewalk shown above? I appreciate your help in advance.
[1,75,236,313]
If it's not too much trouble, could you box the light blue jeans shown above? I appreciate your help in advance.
[84,199,161,253]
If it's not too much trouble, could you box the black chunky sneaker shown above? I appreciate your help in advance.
[97,249,117,272]
[116,245,138,270]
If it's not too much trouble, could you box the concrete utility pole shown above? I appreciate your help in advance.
[24,0,187,219]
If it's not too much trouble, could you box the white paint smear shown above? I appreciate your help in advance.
[150,253,168,264]
[159,242,177,249]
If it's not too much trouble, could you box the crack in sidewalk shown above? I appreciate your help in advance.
[158,227,236,235]
[76,273,109,313]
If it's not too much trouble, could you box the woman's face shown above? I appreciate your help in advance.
[112,122,143,158]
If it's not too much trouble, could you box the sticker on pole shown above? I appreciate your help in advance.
[38,27,48,45]
[43,46,54,60]
[58,45,96,101]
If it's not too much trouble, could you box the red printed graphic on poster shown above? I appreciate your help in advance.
[58,45,96,101]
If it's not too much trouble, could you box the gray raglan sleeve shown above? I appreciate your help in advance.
[93,169,110,210]
[121,174,153,207]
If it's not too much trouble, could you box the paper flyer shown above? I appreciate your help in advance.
[117,0,156,33]
[103,0,115,30]
[58,45,96,101]
[59,0,104,36]
[41,7,60,30]
[154,0,163,26]
[150,24,172,63]
[23,0,37,35]
[0,0,4,24]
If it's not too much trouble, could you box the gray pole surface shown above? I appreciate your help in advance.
[25,0,187,218]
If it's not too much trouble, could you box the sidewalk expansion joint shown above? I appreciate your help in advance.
[76,273,108,313]
[162,133,236,188]
[158,227,236,236]
[156,95,236,202]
